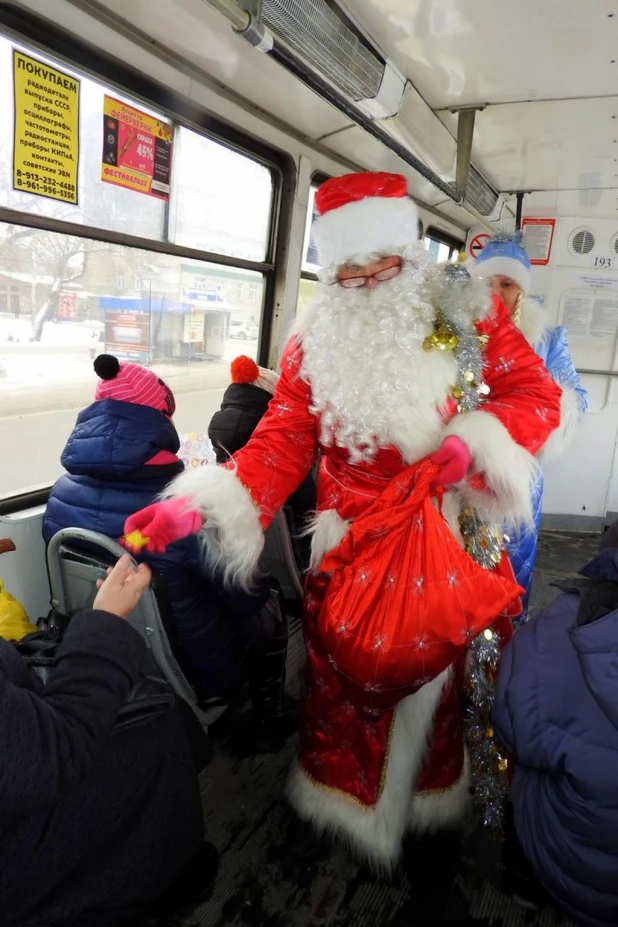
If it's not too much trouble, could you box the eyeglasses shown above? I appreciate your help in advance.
[337,261,403,289]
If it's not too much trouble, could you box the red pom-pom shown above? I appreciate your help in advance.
[231,355,259,384]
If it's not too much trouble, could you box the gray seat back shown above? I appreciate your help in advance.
[45,528,224,728]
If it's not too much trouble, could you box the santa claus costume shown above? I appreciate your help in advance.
[125,172,562,870]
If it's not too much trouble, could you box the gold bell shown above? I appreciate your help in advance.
[498,756,509,773]
[452,386,465,400]
[423,322,459,353]
[464,370,475,383]
[477,334,490,349]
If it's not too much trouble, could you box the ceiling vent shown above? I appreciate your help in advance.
[261,0,384,102]
[570,228,595,256]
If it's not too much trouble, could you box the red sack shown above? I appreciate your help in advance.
[317,459,522,712]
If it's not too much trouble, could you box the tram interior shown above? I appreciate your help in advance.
[1,0,617,924]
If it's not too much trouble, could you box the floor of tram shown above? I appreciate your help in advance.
[184,529,601,927]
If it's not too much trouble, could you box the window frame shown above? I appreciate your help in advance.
[424,225,464,261]
[0,4,292,369]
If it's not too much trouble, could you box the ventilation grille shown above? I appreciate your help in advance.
[446,166,499,217]
[571,229,595,255]
[262,0,384,102]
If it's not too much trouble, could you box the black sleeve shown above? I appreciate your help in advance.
[0,611,145,814]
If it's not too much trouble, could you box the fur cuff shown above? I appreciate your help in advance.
[539,386,582,462]
[162,465,263,590]
[444,411,539,528]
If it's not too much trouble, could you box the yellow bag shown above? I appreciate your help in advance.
[0,539,37,642]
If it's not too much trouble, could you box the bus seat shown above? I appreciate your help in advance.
[45,528,227,729]
[260,507,304,606]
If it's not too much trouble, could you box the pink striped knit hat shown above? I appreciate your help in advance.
[93,354,176,417]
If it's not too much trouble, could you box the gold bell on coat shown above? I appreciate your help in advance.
[423,320,459,352]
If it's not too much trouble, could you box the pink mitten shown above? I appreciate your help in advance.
[123,498,203,554]
[430,436,472,489]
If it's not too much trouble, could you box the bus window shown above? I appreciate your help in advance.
[0,36,276,498]
[424,229,463,263]
[297,183,320,316]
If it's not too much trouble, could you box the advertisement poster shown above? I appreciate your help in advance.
[101,96,173,199]
[104,309,150,362]
[13,50,80,204]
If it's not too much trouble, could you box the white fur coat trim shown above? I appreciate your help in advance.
[161,465,263,590]
[474,255,531,295]
[539,386,581,462]
[311,196,419,267]
[444,410,539,528]
[308,509,350,571]
[287,668,453,870]
[518,297,548,347]
[409,750,471,833]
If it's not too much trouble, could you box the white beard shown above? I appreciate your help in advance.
[296,249,459,465]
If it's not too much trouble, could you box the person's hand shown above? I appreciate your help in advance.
[93,555,152,620]
[430,436,472,488]
[122,498,203,554]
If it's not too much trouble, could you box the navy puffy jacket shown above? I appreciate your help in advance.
[43,399,269,700]
[493,549,618,927]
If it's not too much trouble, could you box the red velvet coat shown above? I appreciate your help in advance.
[225,299,561,812]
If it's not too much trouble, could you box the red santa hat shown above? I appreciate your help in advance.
[311,172,419,267]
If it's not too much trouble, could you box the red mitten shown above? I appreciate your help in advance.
[430,436,472,488]
[122,498,203,554]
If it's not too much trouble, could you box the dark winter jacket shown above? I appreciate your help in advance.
[209,382,316,566]
[493,549,618,927]
[43,399,269,700]
[0,611,204,926]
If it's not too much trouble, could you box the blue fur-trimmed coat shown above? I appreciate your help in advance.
[506,300,588,616]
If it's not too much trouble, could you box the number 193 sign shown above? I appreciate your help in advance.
[101,96,173,200]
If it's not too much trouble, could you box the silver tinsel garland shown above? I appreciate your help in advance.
[424,261,511,835]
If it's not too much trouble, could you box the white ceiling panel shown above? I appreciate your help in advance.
[345,0,618,109]
[93,0,353,140]
[457,98,618,194]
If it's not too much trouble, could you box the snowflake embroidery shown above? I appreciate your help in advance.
[384,573,398,589]
[412,576,424,594]
[355,568,373,586]
[363,680,383,693]
[286,353,299,371]
[373,635,386,652]
[327,488,341,507]
[495,357,515,374]
[275,401,292,417]
[535,407,549,422]
[413,633,429,652]
[261,450,280,468]
[304,594,320,614]
[368,526,389,541]
[286,430,309,448]
[447,571,459,588]
[357,770,369,788]
[327,654,339,671]
[340,737,353,750]
[414,515,423,530]
[316,677,330,693]
[337,622,350,637]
